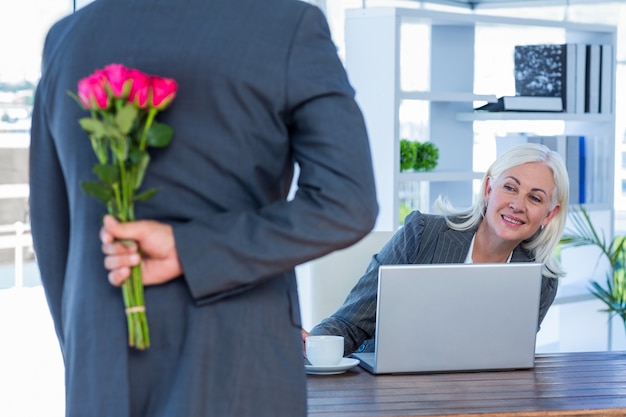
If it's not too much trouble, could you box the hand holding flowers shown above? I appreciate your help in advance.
[100,215,184,299]
[70,63,178,349]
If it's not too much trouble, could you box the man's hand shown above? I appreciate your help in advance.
[100,215,183,287]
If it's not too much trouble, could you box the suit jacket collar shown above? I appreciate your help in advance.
[431,227,474,263]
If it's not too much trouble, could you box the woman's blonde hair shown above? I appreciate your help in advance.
[433,142,569,278]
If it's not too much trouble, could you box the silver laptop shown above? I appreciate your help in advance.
[352,263,543,374]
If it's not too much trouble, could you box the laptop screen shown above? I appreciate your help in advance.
[355,262,543,374]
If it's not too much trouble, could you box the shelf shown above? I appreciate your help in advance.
[400,171,485,182]
[346,6,615,231]
[456,112,614,122]
[346,5,617,354]
[400,91,497,103]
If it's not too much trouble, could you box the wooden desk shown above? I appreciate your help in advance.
[307,351,626,416]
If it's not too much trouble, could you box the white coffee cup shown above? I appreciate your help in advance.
[306,335,344,366]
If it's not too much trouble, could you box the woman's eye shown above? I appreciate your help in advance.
[530,195,542,203]
[503,184,515,191]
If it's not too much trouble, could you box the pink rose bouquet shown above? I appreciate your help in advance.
[70,63,178,349]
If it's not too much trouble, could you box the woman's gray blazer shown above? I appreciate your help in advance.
[311,211,558,355]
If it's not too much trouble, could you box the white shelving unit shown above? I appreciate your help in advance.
[345,6,616,229]
[344,7,620,352]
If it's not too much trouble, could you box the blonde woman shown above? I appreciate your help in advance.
[306,143,569,356]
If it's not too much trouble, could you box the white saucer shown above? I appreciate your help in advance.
[305,357,360,375]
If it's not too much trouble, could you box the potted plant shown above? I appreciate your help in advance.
[413,141,439,172]
[399,139,439,172]
[400,139,416,172]
[559,205,626,331]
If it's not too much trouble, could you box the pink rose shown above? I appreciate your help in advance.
[128,69,151,108]
[149,76,178,110]
[101,63,132,99]
[77,71,109,110]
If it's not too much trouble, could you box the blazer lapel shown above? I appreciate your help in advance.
[431,227,475,264]
[511,246,533,262]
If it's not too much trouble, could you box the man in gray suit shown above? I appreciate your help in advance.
[29,1,378,416]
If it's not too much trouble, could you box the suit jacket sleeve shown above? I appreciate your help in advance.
[173,5,379,304]
[538,274,558,328]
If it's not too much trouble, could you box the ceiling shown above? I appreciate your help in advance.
[415,0,626,9]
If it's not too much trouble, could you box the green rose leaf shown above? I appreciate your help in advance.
[128,148,150,190]
[134,188,159,202]
[89,136,109,165]
[80,180,113,205]
[116,103,139,135]
[93,164,119,185]
[80,118,108,139]
[128,147,145,165]
[146,122,174,148]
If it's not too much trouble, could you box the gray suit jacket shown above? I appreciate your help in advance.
[29,1,378,416]
[310,211,559,355]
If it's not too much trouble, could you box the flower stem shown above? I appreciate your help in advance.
[120,276,134,346]
[139,108,158,151]
[115,178,150,349]
[123,262,150,349]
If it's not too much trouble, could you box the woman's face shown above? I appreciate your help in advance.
[484,162,560,245]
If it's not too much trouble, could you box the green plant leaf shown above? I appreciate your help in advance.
[89,135,109,165]
[412,141,439,172]
[67,90,85,109]
[563,205,626,318]
[109,133,130,163]
[133,152,150,190]
[92,164,119,185]
[127,147,144,166]
[399,139,416,172]
[560,205,610,269]
[589,277,626,316]
[80,180,113,205]
[146,122,173,148]
[79,118,109,139]
[116,103,139,135]
[134,188,159,202]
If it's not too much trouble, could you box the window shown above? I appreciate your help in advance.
[1,4,74,417]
